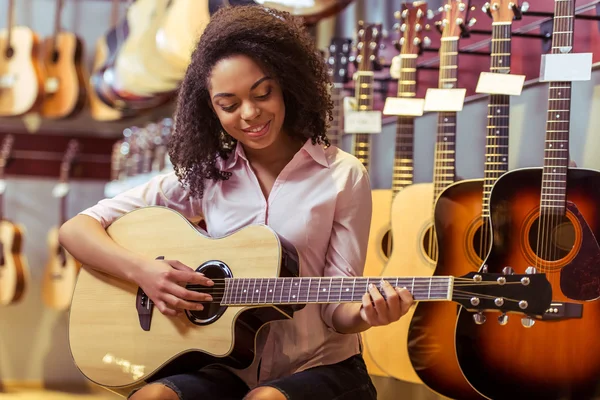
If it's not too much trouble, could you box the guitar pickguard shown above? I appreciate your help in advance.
[561,201,600,301]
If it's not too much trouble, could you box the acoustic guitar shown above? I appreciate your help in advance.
[0,135,29,306]
[454,1,600,398]
[363,0,470,385]
[67,206,552,397]
[362,1,426,378]
[42,140,82,311]
[325,37,352,148]
[208,0,354,25]
[404,2,521,399]
[40,0,87,119]
[0,0,45,117]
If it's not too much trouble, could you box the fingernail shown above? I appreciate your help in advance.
[196,304,204,310]
[206,280,214,286]
[206,296,213,302]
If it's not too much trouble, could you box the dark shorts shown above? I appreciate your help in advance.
[130,354,377,400]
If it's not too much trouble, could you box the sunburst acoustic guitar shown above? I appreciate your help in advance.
[67,206,552,398]
[361,0,428,377]
[40,0,87,119]
[0,135,29,306]
[405,2,522,399]
[42,140,82,311]
[362,0,470,385]
[0,0,44,117]
[454,1,600,398]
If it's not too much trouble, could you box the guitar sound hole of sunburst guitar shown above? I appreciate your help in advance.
[186,261,232,326]
[420,225,438,263]
[380,230,393,258]
[4,47,14,58]
[527,214,576,266]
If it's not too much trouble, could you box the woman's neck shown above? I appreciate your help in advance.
[244,132,304,168]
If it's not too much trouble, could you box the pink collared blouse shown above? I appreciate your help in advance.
[80,139,372,387]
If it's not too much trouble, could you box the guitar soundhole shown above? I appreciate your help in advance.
[51,50,60,63]
[186,261,232,326]
[4,47,13,59]
[528,214,576,263]
[470,221,492,263]
[421,225,438,263]
[380,230,393,258]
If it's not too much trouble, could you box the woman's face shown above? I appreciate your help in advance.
[209,55,286,151]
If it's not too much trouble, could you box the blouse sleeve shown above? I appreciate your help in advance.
[320,169,372,331]
[79,172,200,229]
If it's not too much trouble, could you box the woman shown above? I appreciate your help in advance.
[59,5,413,400]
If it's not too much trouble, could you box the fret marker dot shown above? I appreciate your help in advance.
[444,118,448,122]
[243,290,247,293]
[496,130,500,134]
[549,144,553,148]
[256,289,259,293]
[269,289,272,293]
[292,295,296,299]
[556,114,560,119]
[323,289,327,291]
[497,109,501,113]
[444,137,447,141]
[553,168,557,173]
[560,144,564,148]
[487,157,491,161]
[346,288,350,291]
[294,282,298,286]
[502,157,507,162]
[558,92,561,95]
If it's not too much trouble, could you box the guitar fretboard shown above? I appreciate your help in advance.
[328,84,344,147]
[432,38,459,207]
[541,0,575,214]
[221,276,452,306]
[392,55,417,195]
[352,71,374,171]
[483,23,512,218]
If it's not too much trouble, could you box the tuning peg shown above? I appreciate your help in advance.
[494,298,505,307]
[473,312,486,325]
[525,266,537,274]
[413,37,421,46]
[468,18,477,28]
[425,23,432,31]
[498,313,508,325]
[427,9,435,19]
[511,1,524,20]
[482,2,492,18]
[393,22,400,31]
[481,265,489,273]
[416,9,424,19]
[423,37,431,47]
[458,2,466,12]
[502,266,514,275]
[415,23,423,32]
[521,1,530,12]
[400,23,407,32]
[521,316,535,328]
[394,10,401,20]
[399,37,406,47]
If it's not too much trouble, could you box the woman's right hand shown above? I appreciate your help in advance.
[135,258,215,316]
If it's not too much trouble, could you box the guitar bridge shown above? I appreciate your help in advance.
[541,302,583,321]
[136,287,153,331]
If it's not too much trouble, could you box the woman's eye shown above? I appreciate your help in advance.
[221,104,237,112]
[256,90,272,100]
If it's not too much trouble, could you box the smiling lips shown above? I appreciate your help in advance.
[241,120,270,138]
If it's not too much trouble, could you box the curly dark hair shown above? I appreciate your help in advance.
[168,5,333,199]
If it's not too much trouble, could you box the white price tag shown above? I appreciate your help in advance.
[540,53,593,82]
[476,72,526,96]
[343,96,357,113]
[390,55,401,79]
[52,182,70,198]
[423,88,466,112]
[383,97,425,116]
[344,111,382,134]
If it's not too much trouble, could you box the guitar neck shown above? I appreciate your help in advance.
[432,38,459,206]
[219,276,452,305]
[482,23,512,218]
[328,83,344,148]
[352,71,374,172]
[541,0,575,214]
[6,0,15,47]
[392,55,417,195]
[51,0,64,51]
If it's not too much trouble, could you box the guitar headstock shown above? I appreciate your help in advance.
[355,21,383,72]
[453,270,553,319]
[394,1,429,55]
[55,140,80,200]
[437,0,472,39]
[483,0,524,22]
[327,37,352,84]
[0,135,15,178]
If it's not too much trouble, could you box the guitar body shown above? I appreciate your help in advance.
[0,26,44,117]
[42,226,81,311]
[407,179,487,400]
[455,167,600,399]
[362,183,435,384]
[361,189,392,377]
[40,32,87,119]
[69,207,300,391]
[88,35,122,121]
[0,219,28,305]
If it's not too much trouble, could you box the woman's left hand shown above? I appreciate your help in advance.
[360,280,414,327]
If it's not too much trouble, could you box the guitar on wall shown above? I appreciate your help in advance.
[42,140,82,311]
[68,206,553,397]
[325,37,352,148]
[40,0,87,119]
[365,0,471,385]
[0,135,29,306]
[406,2,521,399]
[0,0,45,117]
[362,0,427,378]
[454,1,600,398]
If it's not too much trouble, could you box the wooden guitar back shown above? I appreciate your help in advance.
[88,36,122,121]
[0,26,44,117]
[40,32,87,119]
[0,219,28,305]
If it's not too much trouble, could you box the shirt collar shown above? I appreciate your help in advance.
[221,139,330,171]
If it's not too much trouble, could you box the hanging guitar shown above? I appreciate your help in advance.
[454,1,600,398]
[42,139,82,311]
[0,135,29,306]
[325,36,352,148]
[68,206,553,397]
